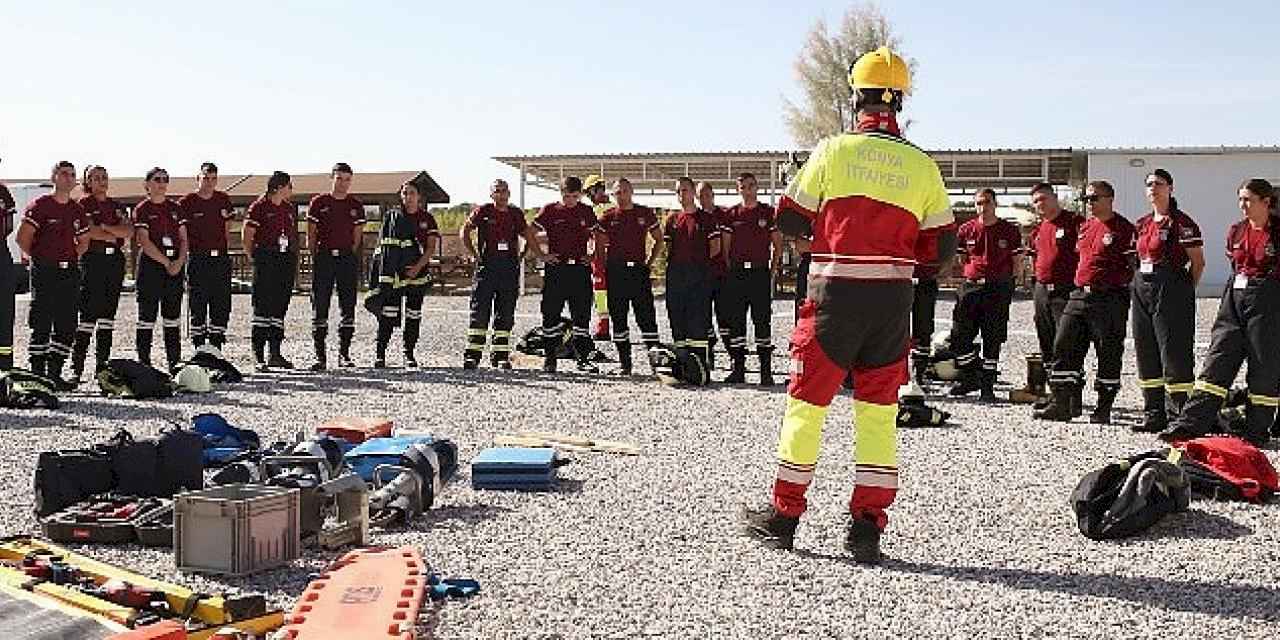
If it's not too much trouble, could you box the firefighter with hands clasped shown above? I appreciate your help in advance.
[70,164,131,381]
[462,179,540,370]
[741,47,954,562]
[15,161,91,388]
[696,181,732,374]
[721,172,781,385]
[131,167,188,372]
[1130,169,1204,433]
[592,177,663,376]
[1016,183,1084,406]
[664,177,723,380]
[178,162,236,353]
[1162,179,1280,446]
[306,162,365,370]
[532,176,599,373]
[1034,180,1135,425]
[946,188,1021,401]
[243,171,299,372]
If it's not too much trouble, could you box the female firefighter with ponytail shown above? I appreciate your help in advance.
[243,171,299,371]
[1162,179,1280,446]
[70,165,131,381]
[742,47,954,563]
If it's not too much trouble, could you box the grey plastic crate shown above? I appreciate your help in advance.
[174,483,300,576]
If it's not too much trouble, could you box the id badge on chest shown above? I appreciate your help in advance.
[496,242,509,251]
[1139,259,1154,274]
[161,236,174,248]
[278,235,289,252]
[1234,273,1250,289]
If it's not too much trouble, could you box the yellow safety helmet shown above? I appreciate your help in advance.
[848,46,910,101]
[583,174,606,191]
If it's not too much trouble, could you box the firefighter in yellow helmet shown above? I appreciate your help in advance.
[742,47,955,562]
[584,174,613,341]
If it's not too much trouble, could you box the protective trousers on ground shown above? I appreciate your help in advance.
[188,253,232,349]
[949,279,1014,378]
[1048,288,1129,393]
[72,251,125,374]
[1131,268,1196,419]
[1,248,18,369]
[605,262,660,367]
[1179,280,1280,440]
[723,267,773,357]
[773,280,910,530]
[251,251,296,356]
[541,263,593,361]
[311,252,358,357]
[665,263,712,366]
[466,257,520,364]
[136,257,184,368]
[29,262,81,377]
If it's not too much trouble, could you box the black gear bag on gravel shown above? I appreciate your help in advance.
[97,359,174,399]
[1070,450,1190,540]
[0,368,60,410]
[33,450,114,517]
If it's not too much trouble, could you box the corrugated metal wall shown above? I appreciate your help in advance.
[1087,151,1280,294]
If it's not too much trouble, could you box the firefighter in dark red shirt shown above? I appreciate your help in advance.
[0,170,15,371]
[70,165,131,381]
[1021,182,1083,407]
[1131,169,1204,433]
[306,162,365,370]
[532,176,599,373]
[947,189,1021,400]
[132,167,188,371]
[664,176,722,381]
[696,182,731,373]
[462,179,540,369]
[592,177,663,376]
[721,172,781,385]
[243,171,299,371]
[1163,179,1280,446]
[178,162,235,352]
[1036,180,1135,424]
[16,161,91,385]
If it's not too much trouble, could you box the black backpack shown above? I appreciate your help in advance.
[100,427,204,498]
[187,350,243,384]
[97,359,174,399]
[1070,451,1190,540]
[0,368,60,409]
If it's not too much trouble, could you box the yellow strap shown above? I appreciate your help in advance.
[1194,380,1229,398]
[1138,377,1167,389]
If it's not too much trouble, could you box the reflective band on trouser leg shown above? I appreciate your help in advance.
[1165,381,1194,394]
[492,330,511,353]
[774,397,829,518]
[594,289,608,315]
[1194,380,1229,398]
[848,357,904,530]
[465,328,486,355]
[1138,377,1166,389]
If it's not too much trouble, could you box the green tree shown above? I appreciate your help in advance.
[783,2,914,147]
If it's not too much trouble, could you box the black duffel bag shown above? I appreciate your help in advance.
[100,427,204,498]
[33,449,114,517]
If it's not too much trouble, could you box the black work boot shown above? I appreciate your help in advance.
[30,356,46,379]
[491,353,512,370]
[1234,405,1275,447]
[844,516,883,565]
[403,348,419,369]
[310,337,327,372]
[46,356,74,392]
[71,331,91,383]
[616,344,633,376]
[338,332,355,368]
[542,337,561,373]
[911,355,930,386]
[136,330,154,366]
[1034,384,1076,421]
[252,336,268,371]
[740,505,799,551]
[1134,387,1167,432]
[1159,392,1220,443]
[949,368,982,397]
[1071,385,1084,418]
[267,339,293,370]
[724,353,747,384]
[979,369,999,402]
[759,347,777,386]
[1010,355,1045,403]
[1090,388,1118,425]
[1166,391,1188,423]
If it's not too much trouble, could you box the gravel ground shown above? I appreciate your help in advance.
[2,290,1279,639]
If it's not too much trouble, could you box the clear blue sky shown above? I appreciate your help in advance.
[2,1,1276,204]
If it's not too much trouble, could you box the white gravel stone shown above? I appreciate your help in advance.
[1,291,1278,639]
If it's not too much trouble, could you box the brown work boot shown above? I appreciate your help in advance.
[740,505,799,550]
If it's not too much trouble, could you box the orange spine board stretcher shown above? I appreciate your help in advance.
[279,546,427,640]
